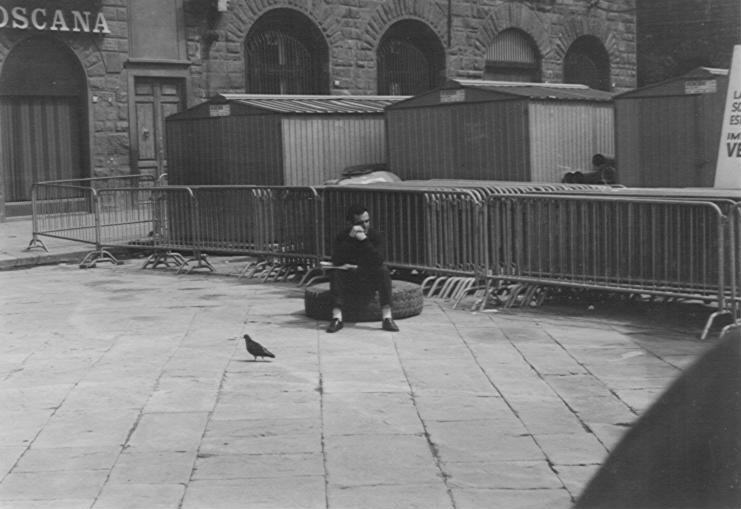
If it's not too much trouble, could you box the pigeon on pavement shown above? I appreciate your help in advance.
[244,334,275,361]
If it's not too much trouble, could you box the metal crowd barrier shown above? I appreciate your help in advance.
[730,203,741,322]
[78,186,155,268]
[27,183,98,252]
[78,185,200,271]
[27,175,158,254]
[25,176,741,338]
[185,186,321,277]
[485,194,730,339]
[146,186,203,271]
[32,174,157,189]
[318,185,485,276]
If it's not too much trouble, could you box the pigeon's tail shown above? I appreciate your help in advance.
[263,350,276,358]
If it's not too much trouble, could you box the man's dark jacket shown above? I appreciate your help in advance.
[331,227,386,269]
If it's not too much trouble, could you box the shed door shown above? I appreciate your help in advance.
[132,78,184,178]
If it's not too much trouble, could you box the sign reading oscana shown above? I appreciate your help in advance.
[0,6,111,34]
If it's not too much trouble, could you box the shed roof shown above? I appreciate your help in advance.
[387,79,615,110]
[615,67,729,99]
[453,79,615,101]
[213,94,409,114]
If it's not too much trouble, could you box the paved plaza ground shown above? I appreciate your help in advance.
[0,234,716,509]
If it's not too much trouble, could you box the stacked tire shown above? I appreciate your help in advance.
[304,280,423,322]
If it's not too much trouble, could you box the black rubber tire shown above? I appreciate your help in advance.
[304,280,424,322]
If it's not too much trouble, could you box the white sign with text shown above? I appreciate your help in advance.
[714,45,741,188]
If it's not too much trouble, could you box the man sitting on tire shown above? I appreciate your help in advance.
[326,204,399,333]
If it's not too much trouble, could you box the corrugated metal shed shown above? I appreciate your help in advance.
[385,79,615,182]
[166,94,408,186]
[614,67,728,187]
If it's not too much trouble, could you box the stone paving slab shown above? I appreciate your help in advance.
[108,449,196,484]
[193,451,324,480]
[326,433,442,487]
[0,469,110,503]
[93,483,186,509]
[323,392,421,436]
[328,483,452,509]
[446,460,563,490]
[181,477,327,509]
[0,260,714,508]
[426,420,546,463]
[451,487,573,509]
[13,446,120,473]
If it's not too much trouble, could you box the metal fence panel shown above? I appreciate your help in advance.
[320,185,485,275]
[488,194,726,297]
[185,186,321,265]
[94,187,156,249]
[29,182,98,246]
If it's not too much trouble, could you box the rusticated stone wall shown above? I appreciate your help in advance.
[194,0,637,100]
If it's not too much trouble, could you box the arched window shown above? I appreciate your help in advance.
[484,29,541,82]
[377,20,445,95]
[244,9,329,94]
[564,36,611,91]
[0,37,88,209]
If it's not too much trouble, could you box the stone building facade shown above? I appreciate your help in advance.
[0,0,637,219]
[195,0,637,97]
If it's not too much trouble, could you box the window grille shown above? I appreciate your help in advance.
[484,29,541,82]
[378,39,433,95]
[377,20,445,95]
[564,37,611,91]
[245,30,318,94]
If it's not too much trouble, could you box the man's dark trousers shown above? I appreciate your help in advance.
[330,265,392,309]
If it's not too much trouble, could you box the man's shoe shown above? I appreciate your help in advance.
[327,318,344,333]
[382,318,399,332]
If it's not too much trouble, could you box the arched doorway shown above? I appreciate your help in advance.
[564,36,611,91]
[244,9,329,94]
[0,36,88,216]
[377,20,445,95]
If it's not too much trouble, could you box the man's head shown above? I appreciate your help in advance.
[346,204,370,231]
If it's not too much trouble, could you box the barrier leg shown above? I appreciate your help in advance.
[177,253,215,274]
[262,263,281,282]
[299,266,325,286]
[426,276,449,297]
[700,309,732,341]
[239,260,267,279]
[142,251,186,269]
[478,279,498,310]
[25,236,48,252]
[79,248,122,269]
[421,276,438,295]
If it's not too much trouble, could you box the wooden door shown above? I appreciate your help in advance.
[0,36,87,216]
[132,78,184,178]
[0,96,83,202]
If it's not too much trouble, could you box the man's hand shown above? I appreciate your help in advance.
[350,225,367,241]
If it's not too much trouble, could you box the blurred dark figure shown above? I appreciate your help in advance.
[563,154,617,185]
[574,325,741,509]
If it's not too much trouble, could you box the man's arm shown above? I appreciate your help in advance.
[331,228,386,267]
[359,228,385,266]
[331,229,353,266]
